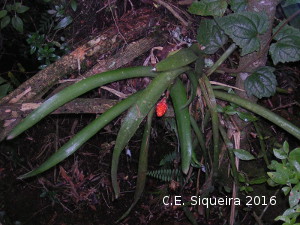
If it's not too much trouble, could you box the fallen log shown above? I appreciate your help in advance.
[0,8,161,105]
[0,8,168,141]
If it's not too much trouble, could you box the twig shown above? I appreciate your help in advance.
[253,211,264,225]
[259,189,280,220]
[100,86,128,99]
[271,102,297,111]
[109,1,128,45]
[154,0,189,26]
[210,81,245,92]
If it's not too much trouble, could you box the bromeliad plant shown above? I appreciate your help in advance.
[7,48,198,195]
[6,0,300,222]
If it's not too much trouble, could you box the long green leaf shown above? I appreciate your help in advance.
[214,91,300,140]
[18,91,144,179]
[116,107,154,223]
[170,79,193,174]
[111,67,189,198]
[155,48,197,72]
[7,66,157,140]
[181,71,198,109]
[190,116,208,165]
[199,76,219,178]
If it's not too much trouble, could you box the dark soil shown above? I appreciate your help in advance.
[0,114,196,225]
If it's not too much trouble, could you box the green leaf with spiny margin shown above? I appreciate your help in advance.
[216,12,269,55]
[269,23,300,64]
[283,141,289,154]
[283,0,300,7]
[197,19,228,54]
[230,0,247,12]
[233,149,255,160]
[244,66,277,99]
[188,0,227,17]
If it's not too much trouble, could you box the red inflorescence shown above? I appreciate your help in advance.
[156,97,168,117]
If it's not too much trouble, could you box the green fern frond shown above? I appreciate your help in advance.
[147,168,182,182]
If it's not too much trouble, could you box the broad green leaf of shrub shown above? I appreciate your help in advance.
[276,207,300,223]
[15,3,29,14]
[273,148,288,160]
[244,66,277,99]
[216,12,269,55]
[248,176,267,185]
[233,149,255,160]
[289,183,300,208]
[197,19,228,54]
[269,23,300,64]
[54,16,72,30]
[282,186,291,195]
[289,148,300,172]
[291,160,300,174]
[283,141,290,154]
[236,111,257,122]
[229,0,247,12]
[188,0,227,17]
[12,15,23,33]
[289,147,300,163]
[283,0,300,7]
[1,16,10,29]
[267,178,278,187]
[267,160,284,171]
[0,10,7,19]
[238,173,246,183]
[267,172,288,185]
[267,164,290,184]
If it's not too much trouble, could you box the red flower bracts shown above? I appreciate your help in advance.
[156,97,168,117]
